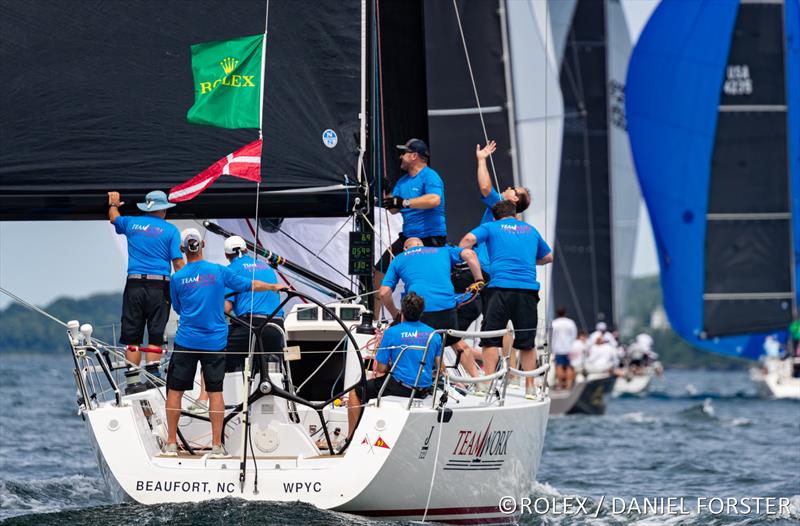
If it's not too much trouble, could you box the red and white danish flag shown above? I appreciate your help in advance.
[168,139,262,202]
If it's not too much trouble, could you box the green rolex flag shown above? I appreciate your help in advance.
[186,34,264,129]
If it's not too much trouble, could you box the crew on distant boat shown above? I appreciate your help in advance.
[551,307,578,390]
[162,228,286,458]
[588,321,618,349]
[223,235,286,378]
[585,333,618,374]
[347,292,442,438]
[459,200,553,399]
[375,139,447,314]
[378,237,484,377]
[453,140,532,355]
[569,330,590,371]
[107,190,184,394]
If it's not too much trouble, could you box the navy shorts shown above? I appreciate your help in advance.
[555,354,571,367]
[167,344,226,392]
[226,317,285,372]
[481,288,539,350]
[363,376,429,402]
[120,279,171,346]
[420,308,461,346]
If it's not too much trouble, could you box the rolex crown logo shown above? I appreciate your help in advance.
[220,57,239,75]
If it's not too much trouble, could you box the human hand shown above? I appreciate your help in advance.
[382,196,405,210]
[107,191,123,207]
[466,280,486,294]
[475,140,497,160]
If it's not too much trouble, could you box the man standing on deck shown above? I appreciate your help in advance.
[107,190,184,393]
[163,228,286,457]
[455,141,532,340]
[459,200,553,399]
[378,237,484,377]
[375,139,447,314]
[223,235,286,378]
[551,307,578,389]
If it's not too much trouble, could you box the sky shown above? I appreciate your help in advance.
[0,0,661,310]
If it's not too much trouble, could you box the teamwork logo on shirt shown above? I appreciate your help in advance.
[129,223,165,237]
[399,328,432,347]
[405,247,438,257]
[179,273,218,289]
[499,223,532,235]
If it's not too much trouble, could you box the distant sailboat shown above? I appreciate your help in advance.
[626,0,800,398]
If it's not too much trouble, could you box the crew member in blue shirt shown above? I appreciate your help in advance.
[162,228,286,457]
[459,200,553,398]
[223,235,286,378]
[347,293,442,438]
[455,141,532,333]
[378,237,484,377]
[375,138,447,314]
[107,190,184,393]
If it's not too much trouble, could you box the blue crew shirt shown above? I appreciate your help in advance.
[476,189,502,272]
[171,260,253,351]
[382,246,464,311]
[469,217,551,290]
[113,216,182,275]
[225,255,284,318]
[391,166,447,238]
[376,320,442,388]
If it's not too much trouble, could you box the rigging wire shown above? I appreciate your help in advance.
[451,0,500,191]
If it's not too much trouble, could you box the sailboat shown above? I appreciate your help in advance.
[626,0,800,399]
[0,0,553,521]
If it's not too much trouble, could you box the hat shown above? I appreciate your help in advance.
[181,228,202,253]
[224,235,247,255]
[595,322,607,332]
[396,138,430,160]
[137,190,176,212]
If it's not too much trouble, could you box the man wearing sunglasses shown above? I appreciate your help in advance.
[375,138,448,316]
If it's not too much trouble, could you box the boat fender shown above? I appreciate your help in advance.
[437,407,453,423]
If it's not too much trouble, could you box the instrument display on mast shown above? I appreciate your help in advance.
[349,231,373,275]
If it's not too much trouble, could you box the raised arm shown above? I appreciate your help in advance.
[476,140,497,197]
[253,281,289,292]
[107,191,122,223]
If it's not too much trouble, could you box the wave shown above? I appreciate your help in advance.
[0,498,385,526]
[0,475,108,521]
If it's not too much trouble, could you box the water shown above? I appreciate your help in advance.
[1,353,798,525]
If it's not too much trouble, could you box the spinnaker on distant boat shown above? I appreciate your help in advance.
[626,0,800,359]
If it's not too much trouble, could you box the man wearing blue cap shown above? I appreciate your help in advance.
[375,138,447,315]
[108,190,185,392]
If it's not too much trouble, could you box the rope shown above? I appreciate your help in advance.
[452,0,500,191]
[422,375,448,522]
[0,287,68,327]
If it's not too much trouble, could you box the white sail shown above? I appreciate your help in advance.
[606,0,640,325]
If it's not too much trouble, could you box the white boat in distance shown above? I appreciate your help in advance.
[68,297,551,524]
[750,357,800,400]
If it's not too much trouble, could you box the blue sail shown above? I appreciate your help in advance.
[626,0,800,360]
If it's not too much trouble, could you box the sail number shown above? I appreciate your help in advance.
[349,231,373,275]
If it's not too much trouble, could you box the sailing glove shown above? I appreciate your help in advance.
[382,196,406,209]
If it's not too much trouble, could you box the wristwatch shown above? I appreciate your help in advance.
[402,199,411,208]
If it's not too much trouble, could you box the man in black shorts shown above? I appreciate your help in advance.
[375,139,447,314]
[460,200,553,398]
[108,190,184,393]
[163,228,286,457]
[347,293,443,438]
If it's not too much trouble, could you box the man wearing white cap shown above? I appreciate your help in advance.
[588,321,618,349]
[107,190,184,393]
[223,235,286,376]
[164,228,287,457]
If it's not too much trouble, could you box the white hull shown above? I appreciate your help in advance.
[612,369,655,396]
[750,358,800,400]
[84,385,548,523]
[70,302,552,524]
